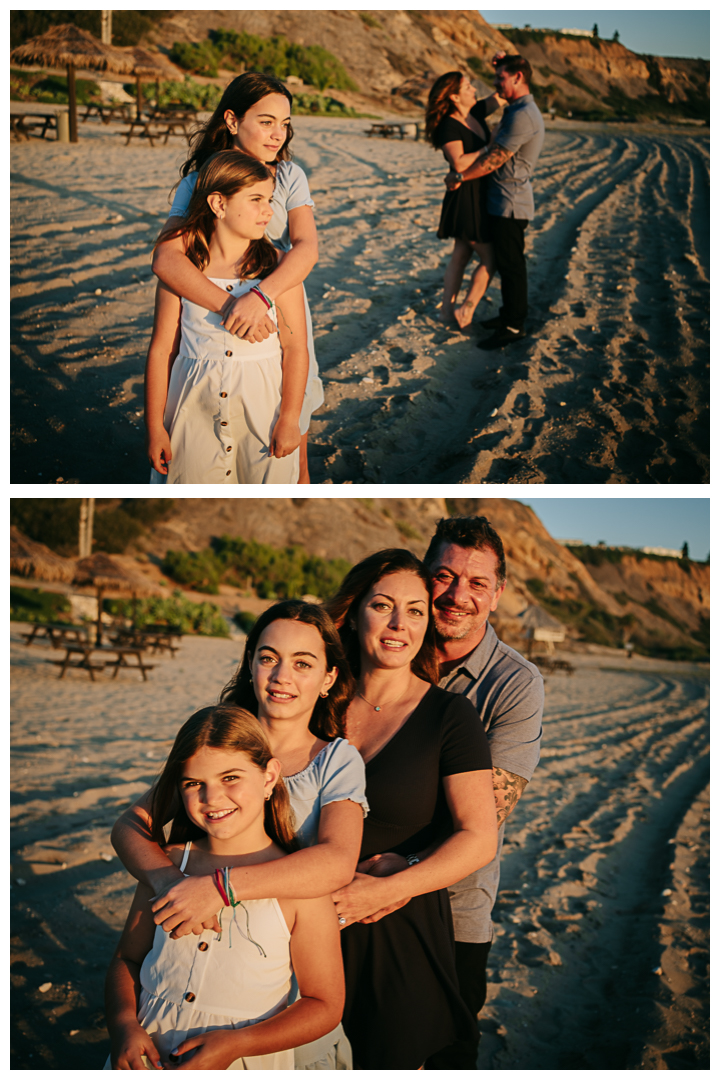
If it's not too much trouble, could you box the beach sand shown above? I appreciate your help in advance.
[11,116,708,485]
[10,625,709,1069]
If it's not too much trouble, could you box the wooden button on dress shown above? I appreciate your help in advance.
[198,941,209,952]
[185,992,196,1002]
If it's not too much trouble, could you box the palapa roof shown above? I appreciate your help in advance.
[124,46,179,79]
[10,24,136,74]
[73,553,161,597]
[10,526,77,584]
[519,604,566,633]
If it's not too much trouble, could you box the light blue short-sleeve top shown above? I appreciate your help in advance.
[284,737,369,849]
[169,160,315,253]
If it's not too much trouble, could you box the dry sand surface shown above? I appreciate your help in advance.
[11,625,709,1069]
[11,115,708,485]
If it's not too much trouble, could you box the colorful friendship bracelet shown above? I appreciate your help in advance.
[250,285,272,309]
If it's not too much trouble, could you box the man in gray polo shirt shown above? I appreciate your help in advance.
[446,54,545,349]
[423,515,543,1069]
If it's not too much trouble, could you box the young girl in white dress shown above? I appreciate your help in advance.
[146,150,309,485]
[111,601,367,1069]
[152,72,322,484]
[104,705,344,1070]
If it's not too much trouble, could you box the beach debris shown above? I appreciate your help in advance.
[69,1031,80,1037]
[361,377,374,384]
[662,888,672,896]
[548,950,563,966]
[94,288,102,295]
[559,401,567,406]
[490,408,498,417]
[39,983,52,993]
[72,792,79,797]
[15,878,26,886]
[616,285,623,290]
[652,966,662,975]
[99,853,113,862]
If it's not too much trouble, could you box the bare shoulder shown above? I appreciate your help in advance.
[163,843,187,869]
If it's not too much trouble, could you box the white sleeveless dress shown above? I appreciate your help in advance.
[106,842,294,1069]
[150,277,299,485]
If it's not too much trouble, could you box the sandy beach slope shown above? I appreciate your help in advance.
[10,116,708,484]
[10,626,708,1069]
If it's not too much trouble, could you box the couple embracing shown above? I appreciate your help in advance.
[106,516,543,1070]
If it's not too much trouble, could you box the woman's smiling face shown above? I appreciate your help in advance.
[225,92,292,162]
[179,746,277,850]
[356,571,430,672]
[251,619,338,726]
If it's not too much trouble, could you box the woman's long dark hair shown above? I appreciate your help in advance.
[183,72,293,177]
[158,150,279,279]
[222,600,355,741]
[324,549,438,684]
[151,705,299,853]
[425,70,463,147]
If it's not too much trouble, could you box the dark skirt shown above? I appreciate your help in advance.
[437,176,488,243]
[340,888,477,1069]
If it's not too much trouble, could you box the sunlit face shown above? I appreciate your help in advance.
[451,76,478,111]
[251,619,338,727]
[180,746,277,847]
[356,571,430,672]
[428,542,505,646]
[494,66,522,101]
[209,179,275,239]
[225,93,292,162]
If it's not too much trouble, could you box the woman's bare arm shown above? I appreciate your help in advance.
[113,794,363,936]
[332,769,497,925]
[442,139,485,175]
[152,218,232,314]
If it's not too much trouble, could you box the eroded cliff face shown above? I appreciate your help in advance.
[130,497,708,659]
[145,10,708,118]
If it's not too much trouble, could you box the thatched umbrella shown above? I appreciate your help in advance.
[10,526,77,584]
[73,553,162,645]
[10,24,135,142]
[124,46,179,119]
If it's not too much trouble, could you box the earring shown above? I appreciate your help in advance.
[350,620,356,631]
[319,691,329,698]
[265,792,272,801]
[248,674,253,683]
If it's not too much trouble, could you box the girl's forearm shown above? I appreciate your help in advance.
[224,995,341,1057]
[111,807,183,894]
[153,243,229,313]
[144,350,172,433]
[105,956,142,1032]
[260,239,317,303]
[230,839,354,899]
[278,347,309,422]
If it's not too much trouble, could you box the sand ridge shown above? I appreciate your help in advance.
[10,116,708,483]
[10,628,709,1069]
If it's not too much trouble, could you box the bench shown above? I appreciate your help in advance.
[52,644,155,681]
[123,106,198,147]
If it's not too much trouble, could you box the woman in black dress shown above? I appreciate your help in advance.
[426,71,504,328]
[325,549,497,1069]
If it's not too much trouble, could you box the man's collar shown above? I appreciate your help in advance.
[445,622,498,679]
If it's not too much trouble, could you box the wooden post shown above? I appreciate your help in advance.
[67,63,78,142]
[96,586,104,645]
[136,75,143,121]
[79,499,88,558]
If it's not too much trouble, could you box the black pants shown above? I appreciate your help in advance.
[487,214,529,329]
[424,940,492,1070]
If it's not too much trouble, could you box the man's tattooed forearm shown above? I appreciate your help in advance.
[492,767,528,826]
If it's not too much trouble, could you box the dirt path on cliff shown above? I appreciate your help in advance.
[11,117,708,484]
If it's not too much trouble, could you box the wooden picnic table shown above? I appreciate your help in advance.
[81,102,131,125]
[10,103,66,141]
[365,121,419,140]
[123,105,198,147]
[111,626,181,656]
[52,644,155,681]
[21,622,89,648]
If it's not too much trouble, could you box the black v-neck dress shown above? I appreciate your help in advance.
[436,100,492,243]
[340,684,492,1069]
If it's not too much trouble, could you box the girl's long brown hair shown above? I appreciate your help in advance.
[158,150,279,280]
[324,549,439,684]
[425,70,463,147]
[222,600,355,741]
[183,71,294,177]
[151,705,299,853]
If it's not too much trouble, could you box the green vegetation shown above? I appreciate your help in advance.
[466,56,492,79]
[11,69,101,105]
[170,30,357,93]
[234,610,258,633]
[395,520,421,542]
[11,499,174,556]
[569,543,700,568]
[359,13,383,31]
[10,11,167,50]
[11,586,72,624]
[106,590,229,637]
[292,93,366,118]
[161,536,352,601]
[126,77,223,111]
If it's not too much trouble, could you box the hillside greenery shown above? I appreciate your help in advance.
[161,535,352,600]
[10,10,166,49]
[169,29,357,93]
[11,586,72,624]
[106,591,229,637]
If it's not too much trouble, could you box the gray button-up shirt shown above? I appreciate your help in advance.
[439,622,544,942]
[487,94,545,221]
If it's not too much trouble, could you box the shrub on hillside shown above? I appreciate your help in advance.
[106,590,229,637]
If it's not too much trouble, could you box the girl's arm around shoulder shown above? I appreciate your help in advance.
[269,279,309,460]
[152,215,230,315]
